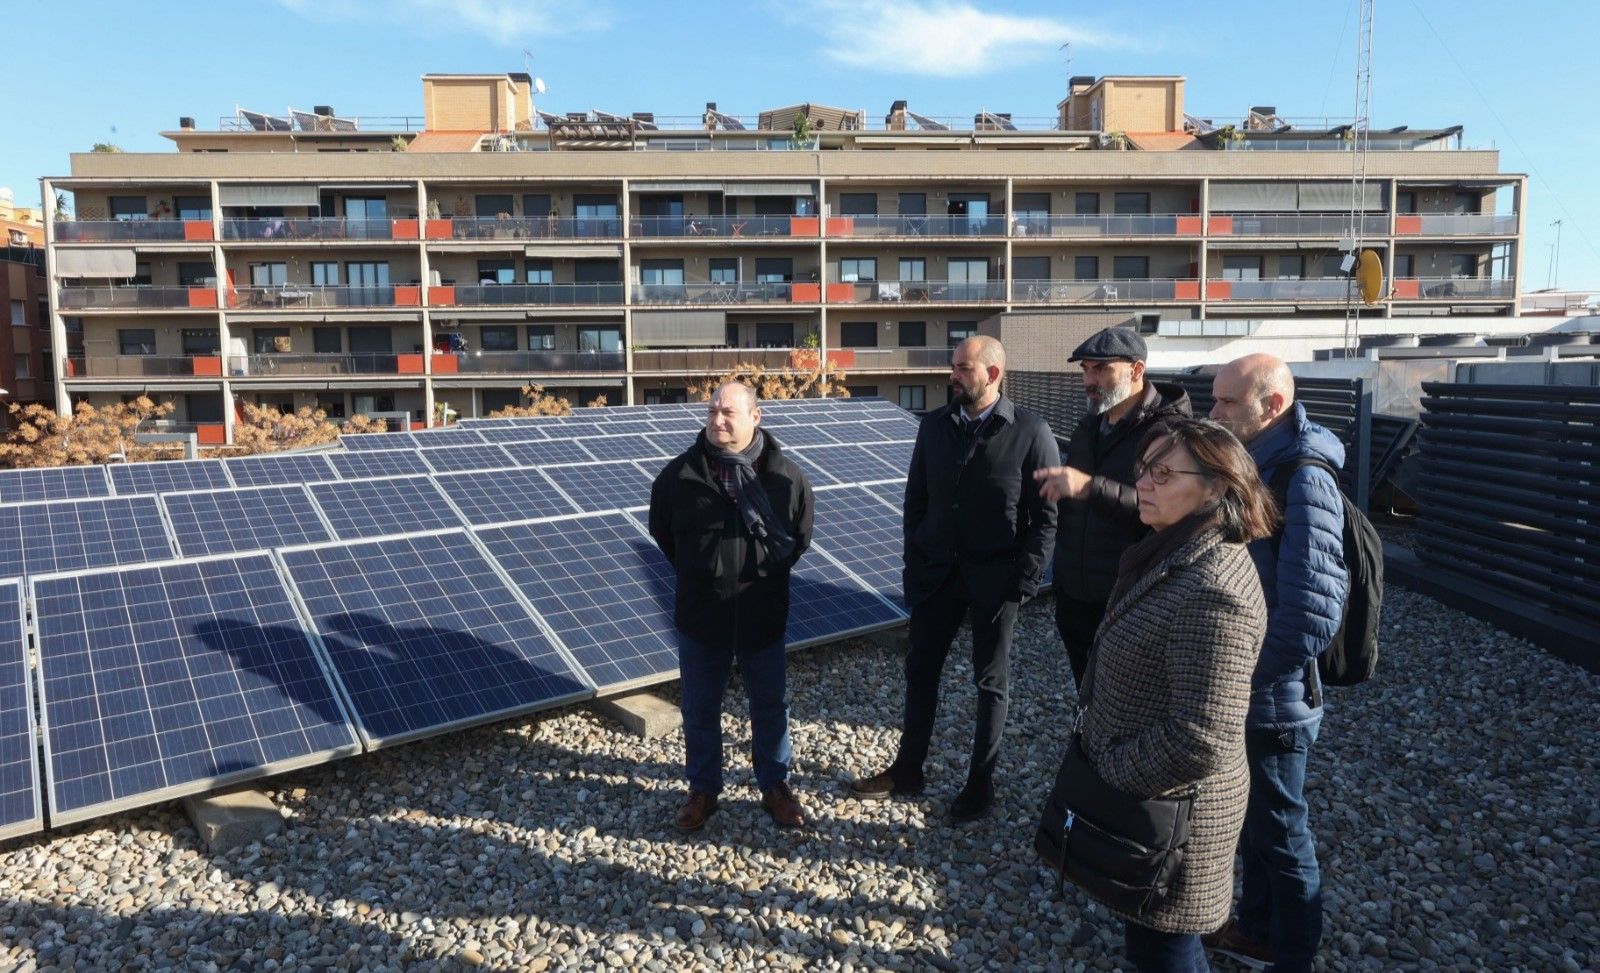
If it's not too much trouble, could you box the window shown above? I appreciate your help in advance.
[342,197,388,221]
[947,323,977,347]
[313,327,342,353]
[15,355,30,380]
[253,328,290,354]
[1278,254,1305,280]
[639,259,685,285]
[119,329,156,355]
[838,193,878,216]
[1013,256,1050,282]
[1074,255,1099,280]
[526,260,553,285]
[1113,192,1150,215]
[1396,191,1416,214]
[898,385,927,411]
[846,385,880,398]
[353,394,394,415]
[899,258,926,282]
[9,301,23,327]
[480,326,518,351]
[1222,255,1262,281]
[522,194,551,217]
[1320,255,1346,278]
[1450,254,1478,278]
[528,325,555,350]
[947,258,989,299]
[177,262,214,287]
[1394,254,1415,278]
[316,393,346,419]
[1452,191,1479,215]
[898,193,926,215]
[477,260,516,285]
[755,323,792,347]
[838,257,876,282]
[481,388,521,413]
[250,262,287,287]
[1075,192,1101,215]
[1111,255,1149,279]
[710,258,738,284]
[109,196,148,221]
[181,329,220,355]
[311,262,340,286]
[840,322,878,347]
[130,262,152,286]
[755,258,793,283]
[577,326,621,353]
[475,194,514,217]
[174,195,212,221]
[898,322,927,347]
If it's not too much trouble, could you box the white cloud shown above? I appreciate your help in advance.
[810,1,1126,77]
[273,0,612,44]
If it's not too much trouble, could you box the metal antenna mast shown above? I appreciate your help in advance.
[1343,0,1375,356]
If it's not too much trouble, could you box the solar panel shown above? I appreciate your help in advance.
[412,428,488,448]
[329,449,430,480]
[0,580,41,839]
[785,550,906,645]
[472,424,551,444]
[432,468,578,526]
[865,439,915,475]
[225,452,339,487]
[340,432,419,451]
[572,434,665,462]
[592,419,656,435]
[541,461,656,511]
[501,439,593,467]
[160,486,332,557]
[419,444,517,474]
[31,554,360,825]
[278,531,590,747]
[0,466,111,504]
[817,420,898,444]
[109,459,234,496]
[645,431,696,459]
[811,486,907,609]
[0,496,176,579]
[786,444,905,486]
[308,475,464,538]
[648,416,707,434]
[476,513,678,690]
[864,480,905,509]
[769,425,846,448]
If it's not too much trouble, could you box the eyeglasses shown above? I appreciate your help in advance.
[1134,460,1211,485]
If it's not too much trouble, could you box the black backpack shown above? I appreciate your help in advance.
[1269,458,1382,687]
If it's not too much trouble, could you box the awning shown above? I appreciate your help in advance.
[524,245,622,258]
[1297,182,1383,212]
[721,182,816,197]
[1209,182,1383,212]
[632,310,726,347]
[637,181,727,192]
[218,184,319,207]
[54,248,136,278]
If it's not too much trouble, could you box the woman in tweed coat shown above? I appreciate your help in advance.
[1078,418,1276,972]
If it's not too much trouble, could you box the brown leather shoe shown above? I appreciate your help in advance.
[674,790,718,833]
[849,767,925,800]
[1201,919,1273,971]
[760,782,806,829]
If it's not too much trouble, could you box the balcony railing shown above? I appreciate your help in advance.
[1010,214,1201,238]
[225,353,404,376]
[1209,279,1352,301]
[452,283,624,306]
[845,279,1004,303]
[632,348,800,372]
[1209,213,1389,237]
[234,285,405,308]
[632,281,795,304]
[840,348,952,370]
[449,216,622,240]
[1012,279,1192,302]
[1395,277,1515,300]
[59,285,200,310]
[223,218,396,242]
[1399,214,1519,236]
[452,350,625,374]
[54,220,203,243]
[631,215,794,238]
[834,215,1007,238]
[70,355,216,378]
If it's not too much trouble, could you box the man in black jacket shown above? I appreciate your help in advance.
[1034,327,1191,687]
[852,336,1060,823]
[647,381,814,833]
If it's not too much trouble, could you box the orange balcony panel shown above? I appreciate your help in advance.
[1395,215,1422,235]
[1207,216,1234,235]
[1174,280,1201,301]
[424,218,454,239]
[196,424,227,446]
[183,220,214,242]
[790,216,820,237]
[430,353,459,374]
[427,286,456,306]
[1175,216,1203,235]
[788,349,820,370]
[409,420,428,431]
[187,287,219,309]
[1393,278,1421,299]
[397,354,426,374]
[825,283,855,303]
[791,282,821,303]
[64,358,77,378]
[1207,280,1233,300]
[826,349,856,368]
[394,285,421,306]
[191,356,223,377]
[391,218,420,240]
[825,216,855,237]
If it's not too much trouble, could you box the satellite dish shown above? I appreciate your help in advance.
[1356,249,1383,305]
[534,77,547,95]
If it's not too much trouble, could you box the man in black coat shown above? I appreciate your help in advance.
[1034,327,1191,687]
[852,336,1060,823]
[647,381,814,833]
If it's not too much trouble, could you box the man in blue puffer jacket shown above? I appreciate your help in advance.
[1204,353,1348,973]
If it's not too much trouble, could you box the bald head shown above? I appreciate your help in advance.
[711,380,758,413]
[957,334,1006,370]
[1210,354,1296,444]
[706,381,760,452]
[950,335,1006,415]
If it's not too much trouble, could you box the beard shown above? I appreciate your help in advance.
[1086,378,1133,415]
[950,380,986,406]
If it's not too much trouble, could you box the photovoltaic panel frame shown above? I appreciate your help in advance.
[0,496,176,580]
[341,432,419,451]
[0,466,112,505]
[540,461,656,512]
[109,459,234,497]
[0,580,41,839]
[329,449,431,480]
[810,485,908,610]
[786,444,905,485]
[419,444,517,474]
[160,485,333,557]
[432,468,578,526]
[577,434,667,462]
[308,475,465,538]
[224,453,339,488]
[501,439,594,467]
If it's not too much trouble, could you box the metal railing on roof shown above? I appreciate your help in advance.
[217,114,425,133]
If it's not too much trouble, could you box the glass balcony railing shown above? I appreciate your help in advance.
[70,355,217,377]
[54,220,199,243]
[632,281,794,304]
[449,216,622,240]
[1209,213,1389,237]
[452,350,626,374]
[452,283,624,306]
[847,279,1006,303]
[1396,277,1515,300]
[841,348,952,370]
[630,215,794,238]
[1009,214,1198,238]
[834,215,1007,238]
[223,218,396,241]
[58,286,199,309]
[233,285,403,308]
[1210,279,1352,301]
[1401,214,1519,236]
[1012,279,1190,302]
[632,348,799,372]
[224,353,404,376]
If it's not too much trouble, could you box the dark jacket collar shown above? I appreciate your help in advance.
[938,394,1015,427]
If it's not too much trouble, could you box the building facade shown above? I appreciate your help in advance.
[43,74,1524,441]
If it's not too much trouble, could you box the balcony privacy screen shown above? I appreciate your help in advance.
[54,249,137,278]
[632,310,726,347]
[218,185,320,207]
[1211,182,1383,212]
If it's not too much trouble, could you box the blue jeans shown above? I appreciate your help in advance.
[1239,716,1323,973]
[678,635,791,795]
[1124,922,1210,973]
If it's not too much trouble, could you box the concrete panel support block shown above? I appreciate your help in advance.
[592,691,682,739]
[182,786,286,853]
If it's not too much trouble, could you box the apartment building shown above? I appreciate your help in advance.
[42,73,1524,441]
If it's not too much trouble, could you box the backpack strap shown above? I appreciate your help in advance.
[1269,457,1338,554]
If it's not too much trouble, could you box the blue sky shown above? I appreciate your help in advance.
[7,0,1598,288]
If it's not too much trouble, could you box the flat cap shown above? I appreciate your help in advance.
[1068,327,1147,363]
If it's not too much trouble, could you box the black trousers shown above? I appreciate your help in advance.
[1054,592,1107,691]
[894,570,1019,785]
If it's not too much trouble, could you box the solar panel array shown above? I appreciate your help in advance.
[0,397,919,836]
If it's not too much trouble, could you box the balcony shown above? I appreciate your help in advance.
[1010,214,1203,238]
[846,280,1006,303]
[452,350,626,374]
[54,219,214,243]
[224,353,405,377]
[1207,214,1389,237]
[1013,278,1198,303]
[67,355,221,378]
[631,281,794,305]
[445,216,622,240]
[830,215,1008,238]
[632,348,801,373]
[1394,214,1518,236]
[1207,279,1352,301]
[223,218,396,242]
[630,215,794,238]
[1392,277,1515,300]
[233,285,418,309]
[835,347,951,371]
[58,285,215,310]
[444,283,624,306]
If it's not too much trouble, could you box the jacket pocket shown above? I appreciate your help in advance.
[671,504,725,579]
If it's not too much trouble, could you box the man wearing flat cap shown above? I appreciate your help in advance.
[1034,326,1191,687]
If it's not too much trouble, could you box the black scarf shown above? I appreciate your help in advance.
[708,430,796,564]
[1106,509,1219,610]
